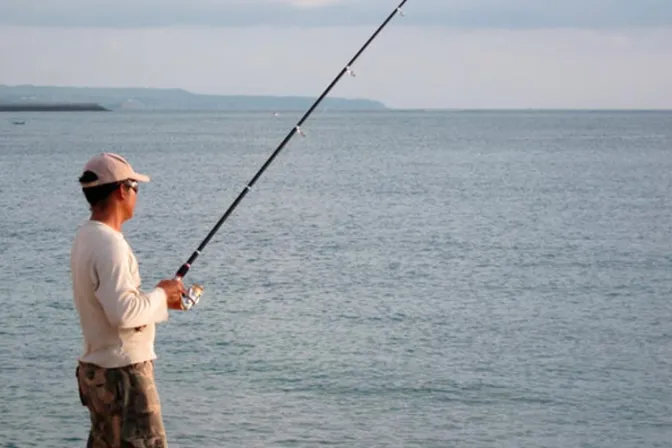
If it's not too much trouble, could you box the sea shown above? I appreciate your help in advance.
[0,109,671,447]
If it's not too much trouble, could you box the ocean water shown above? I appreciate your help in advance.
[0,109,671,447]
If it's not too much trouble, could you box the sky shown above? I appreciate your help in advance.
[1,0,671,109]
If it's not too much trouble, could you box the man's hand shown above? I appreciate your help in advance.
[157,279,186,310]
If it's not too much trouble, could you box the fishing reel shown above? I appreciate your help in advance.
[180,283,204,311]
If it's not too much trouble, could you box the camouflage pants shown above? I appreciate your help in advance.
[76,361,167,448]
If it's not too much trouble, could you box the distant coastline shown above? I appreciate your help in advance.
[0,103,109,112]
[0,85,387,112]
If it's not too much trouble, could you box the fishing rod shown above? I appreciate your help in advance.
[176,0,409,310]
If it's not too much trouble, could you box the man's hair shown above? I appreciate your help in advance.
[79,171,122,208]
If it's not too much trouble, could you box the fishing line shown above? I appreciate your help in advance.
[176,0,409,310]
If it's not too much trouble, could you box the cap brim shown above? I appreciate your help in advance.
[133,173,151,183]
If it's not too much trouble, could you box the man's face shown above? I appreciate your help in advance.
[121,179,139,219]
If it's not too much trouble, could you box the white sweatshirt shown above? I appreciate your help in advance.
[70,220,169,368]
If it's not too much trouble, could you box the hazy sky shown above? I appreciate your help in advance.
[1,0,671,109]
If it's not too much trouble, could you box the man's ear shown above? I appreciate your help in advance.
[115,184,128,201]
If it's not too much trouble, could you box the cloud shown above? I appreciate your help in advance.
[0,0,671,29]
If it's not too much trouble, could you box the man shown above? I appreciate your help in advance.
[70,152,185,447]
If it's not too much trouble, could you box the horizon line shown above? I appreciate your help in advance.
[2,84,671,112]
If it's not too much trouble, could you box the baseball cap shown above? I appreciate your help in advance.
[79,152,150,188]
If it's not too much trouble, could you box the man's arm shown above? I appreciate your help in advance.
[93,239,169,329]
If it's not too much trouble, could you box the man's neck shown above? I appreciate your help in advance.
[90,209,124,232]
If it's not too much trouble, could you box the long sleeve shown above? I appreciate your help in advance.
[92,236,169,329]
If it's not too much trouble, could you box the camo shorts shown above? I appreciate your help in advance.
[76,360,167,448]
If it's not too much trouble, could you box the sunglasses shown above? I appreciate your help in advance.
[122,179,139,193]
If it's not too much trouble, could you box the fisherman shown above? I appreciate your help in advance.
[70,152,184,447]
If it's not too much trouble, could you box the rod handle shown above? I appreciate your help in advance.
[175,263,190,279]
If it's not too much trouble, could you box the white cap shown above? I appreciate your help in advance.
[79,153,150,188]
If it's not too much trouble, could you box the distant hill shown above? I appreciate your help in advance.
[0,103,109,112]
[0,85,387,111]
